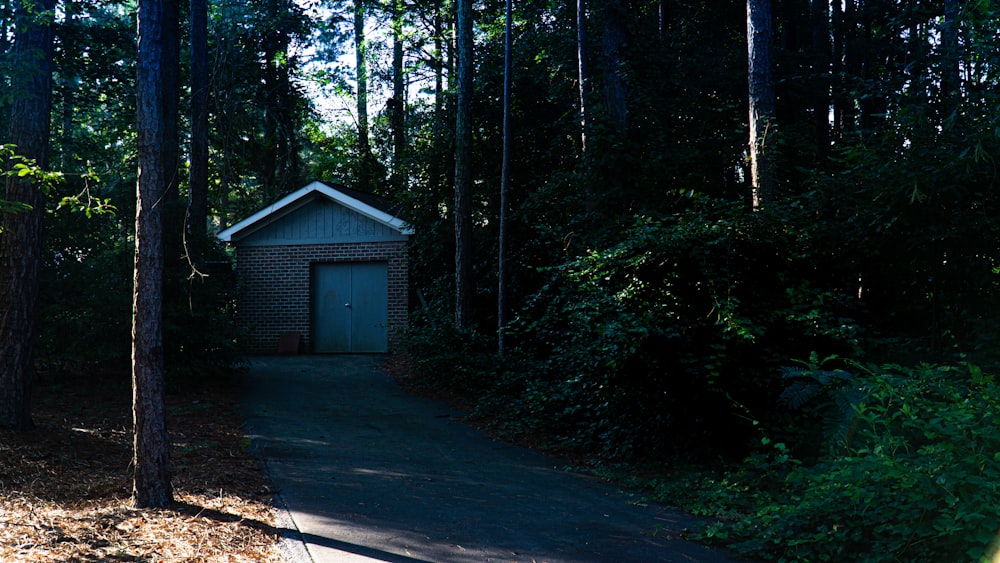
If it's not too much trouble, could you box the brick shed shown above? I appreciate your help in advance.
[217,181,412,354]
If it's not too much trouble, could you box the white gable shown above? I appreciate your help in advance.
[217,181,413,245]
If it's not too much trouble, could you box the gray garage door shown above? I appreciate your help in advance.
[312,262,388,353]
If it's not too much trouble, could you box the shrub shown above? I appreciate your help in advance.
[501,202,862,461]
[710,362,1000,562]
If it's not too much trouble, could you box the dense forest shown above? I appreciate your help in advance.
[2,0,1000,559]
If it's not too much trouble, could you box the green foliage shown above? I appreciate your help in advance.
[695,362,1000,562]
[406,200,865,462]
[505,202,864,460]
[163,249,247,383]
[0,144,64,230]
[404,323,501,398]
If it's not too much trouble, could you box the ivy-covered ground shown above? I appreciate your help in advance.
[0,368,281,562]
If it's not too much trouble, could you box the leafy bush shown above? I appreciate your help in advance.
[704,362,1000,562]
[163,251,247,382]
[497,201,862,461]
[403,323,501,398]
[406,199,867,462]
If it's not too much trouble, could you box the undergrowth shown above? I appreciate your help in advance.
[405,325,1000,561]
[647,361,1000,562]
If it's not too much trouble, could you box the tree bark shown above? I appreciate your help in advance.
[0,0,56,431]
[577,0,590,155]
[747,0,777,209]
[188,0,209,267]
[133,0,175,509]
[454,0,474,331]
[498,0,512,354]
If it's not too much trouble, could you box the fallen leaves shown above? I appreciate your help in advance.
[0,369,283,562]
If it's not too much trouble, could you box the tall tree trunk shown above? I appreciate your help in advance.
[266,0,295,193]
[940,0,960,120]
[0,2,13,135]
[498,0,512,354]
[188,0,209,268]
[810,0,830,157]
[133,0,176,509]
[355,0,374,190]
[161,0,181,265]
[601,0,628,139]
[260,14,281,200]
[0,0,56,431]
[431,3,445,191]
[454,0,474,331]
[391,0,406,189]
[0,3,10,63]
[59,2,79,171]
[831,0,845,139]
[658,0,667,46]
[747,0,777,209]
[600,0,630,207]
[577,0,590,155]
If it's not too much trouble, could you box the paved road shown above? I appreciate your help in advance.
[241,355,742,563]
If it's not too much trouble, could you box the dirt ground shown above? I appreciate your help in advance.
[0,366,282,562]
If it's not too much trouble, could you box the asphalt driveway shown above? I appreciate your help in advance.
[241,355,742,563]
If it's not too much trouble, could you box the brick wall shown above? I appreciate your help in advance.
[235,241,409,354]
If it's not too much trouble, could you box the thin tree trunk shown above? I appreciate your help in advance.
[658,0,667,46]
[189,0,209,268]
[355,0,374,189]
[747,0,777,209]
[432,3,445,191]
[498,0,512,354]
[577,0,590,155]
[0,0,55,431]
[831,0,845,139]
[940,0,960,120]
[271,1,295,191]
[133,0,175,509]
[810,0,829,157]
[391,0,405,189]
[601,0,628,139]
[60,3,79,171]
[161,0,181,265]
[0,3,13,134]
[454,0,474,331]
[260,22,279,200]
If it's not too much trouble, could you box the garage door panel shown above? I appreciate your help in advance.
[312,262,388,353]
[313,264,352,352]
[349,262,388,353]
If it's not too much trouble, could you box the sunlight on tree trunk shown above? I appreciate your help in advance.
[577,0,589,155]
[133,0,175,509]
[747,0,776,210]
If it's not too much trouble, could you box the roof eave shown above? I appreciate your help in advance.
[216,181,413,242]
